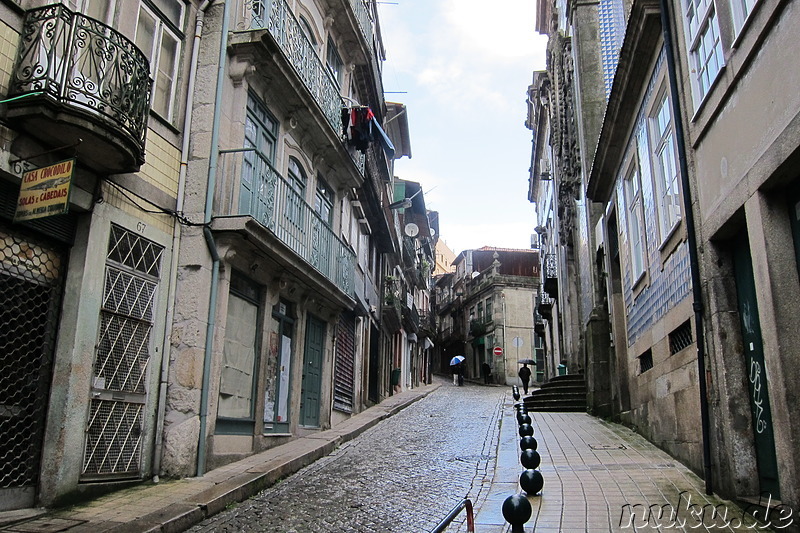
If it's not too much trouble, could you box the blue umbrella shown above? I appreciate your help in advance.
[450,355,465,366]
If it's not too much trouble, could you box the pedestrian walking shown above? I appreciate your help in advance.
[450,355,465,385]
[518,363,531,395]
[458,363,464,386]
[482,362,492,384]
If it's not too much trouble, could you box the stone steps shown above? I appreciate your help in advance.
[523,374,587,412]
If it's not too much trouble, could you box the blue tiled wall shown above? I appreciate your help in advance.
[614,48,693,347]
[599,0,626,98]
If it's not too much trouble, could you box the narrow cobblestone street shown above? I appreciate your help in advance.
[188,377,504,532]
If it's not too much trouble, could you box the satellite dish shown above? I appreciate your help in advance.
[404,223,419,237]
[471,271,480,278]
[430,227,436,236]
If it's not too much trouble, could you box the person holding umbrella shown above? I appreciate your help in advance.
[518,359,534,394]
[450,355,465,386]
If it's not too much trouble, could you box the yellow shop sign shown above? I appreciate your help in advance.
[15,158,75,222]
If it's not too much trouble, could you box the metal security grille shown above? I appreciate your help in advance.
[0,227,64,494]
[669,320,693,355]
[333,312,356,413]
[82,225,162,480]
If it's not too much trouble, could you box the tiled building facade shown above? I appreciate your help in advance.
[531,0,800,518]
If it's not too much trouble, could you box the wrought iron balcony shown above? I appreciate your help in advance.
[219,148,355,297]
[537,290,553,320]
[349,0,373,47]
[234,0,366,175]
[543,253,558,299]
[381,296,402,332]
[402,301,420,333]
[6,4,151,173]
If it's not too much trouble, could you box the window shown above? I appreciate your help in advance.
[624,162,646,279]
[669,320,694,355]
[638,349,654,373]
[314,176,334,226]
[241,95,278,217]
[485,298,492,320]
[286,157,308,227]
[245,94,278,160]
[70,0,113,24]
[358,229,369,271]
[731,0,758,33]
[217,272,261,434]
[299,15,318,48]
[135,1,184,121]
[650,90,682,241]
[266,301,294,433]
[326,37,343,86]
[477,302,484,322]
[683,0,724,103]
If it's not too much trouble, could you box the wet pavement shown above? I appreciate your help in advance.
[0,377,787,532]
[187,377,503,532]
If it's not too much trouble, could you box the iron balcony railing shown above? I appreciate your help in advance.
[349,0,373,47]
[8,4,151,151]
[544,252,558,279]
[220,148,355,297]
[543,252,558,299]
[235,0,366,174]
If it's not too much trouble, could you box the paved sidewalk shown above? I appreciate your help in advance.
[472,394,783,532]
[0,383,440,533]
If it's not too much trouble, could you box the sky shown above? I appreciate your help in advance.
[377,0,549,257]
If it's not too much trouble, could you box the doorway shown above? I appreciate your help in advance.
[300,314,325,427]
[0,226,64,509]
[732,238,780,499]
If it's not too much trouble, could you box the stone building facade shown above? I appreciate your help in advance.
[530,0,800,518]
[0,0,419,512]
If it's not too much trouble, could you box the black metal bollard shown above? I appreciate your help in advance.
[518,423,534,438]
[512,386,520,401]
[502,494,532,533]
[516,412,531,426]
[520,449,541,469]
[519,469,545,495]
[519,435,537,451]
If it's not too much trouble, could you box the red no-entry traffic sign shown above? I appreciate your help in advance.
[493,346,503,356]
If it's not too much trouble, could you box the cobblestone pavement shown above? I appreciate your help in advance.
[188,377,505,532]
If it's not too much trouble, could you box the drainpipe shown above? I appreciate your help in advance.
[660,0,713,495]
[152,0,213,482]
[197,0,231,477]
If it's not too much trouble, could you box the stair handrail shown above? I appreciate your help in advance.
[430,498,475,532]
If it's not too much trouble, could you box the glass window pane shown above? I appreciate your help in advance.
[85,0,111,23]
[151,0,184,29]
[135,8,157,60]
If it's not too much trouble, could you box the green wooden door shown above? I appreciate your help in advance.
[733,240,780,499]
[300,314,325,427]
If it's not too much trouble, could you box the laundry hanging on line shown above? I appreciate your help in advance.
[341,106,395,159]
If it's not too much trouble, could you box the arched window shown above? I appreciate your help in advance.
[299,15,318,48]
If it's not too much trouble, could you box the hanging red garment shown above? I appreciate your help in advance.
[341,106,375,153]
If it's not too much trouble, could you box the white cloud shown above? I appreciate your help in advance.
[377,1,547,255]
[441,0,543,63]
